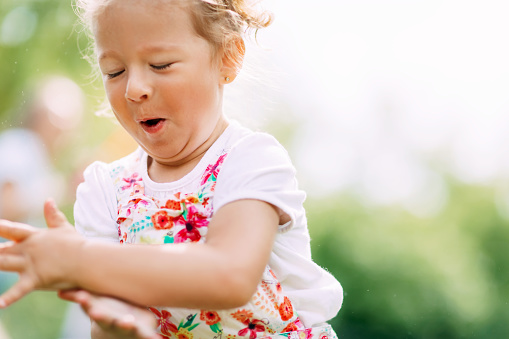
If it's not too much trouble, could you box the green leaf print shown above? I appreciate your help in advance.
[182,204,188,220]
[210,322,222,333]
[187,323,200,332]
[183,313,197,328]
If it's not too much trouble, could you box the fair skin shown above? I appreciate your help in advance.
[58,289,160,339]
[0,0,280,338]
[96,0,229,182]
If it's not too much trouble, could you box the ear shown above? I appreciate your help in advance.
[221,36,245,84]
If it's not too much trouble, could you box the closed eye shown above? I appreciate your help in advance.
[151,63,172,71]
[106,70,124,79]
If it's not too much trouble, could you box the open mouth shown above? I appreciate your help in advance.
[141,118,164,127]
[140,118,165,133]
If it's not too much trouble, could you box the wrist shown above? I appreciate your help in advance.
[68,232,88,288]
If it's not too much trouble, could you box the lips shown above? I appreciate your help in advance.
[139,118,166,133]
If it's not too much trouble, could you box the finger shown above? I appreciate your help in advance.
[89,306,135,331]
[119,313,158,339]
[58,289,88,303]
[0,278,35,308]
[0,220,35,241]
[117,314,136,329]
[132,320,159,339]
[44,199,71,229]
[108,315,145,338]
[0,241,15,252]
[70,290,95,313]
[0,254,26,272]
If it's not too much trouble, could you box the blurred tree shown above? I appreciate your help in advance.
[0,0,93,123]
[307,182,509,339]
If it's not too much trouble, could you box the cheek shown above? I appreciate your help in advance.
[104,82,125,107]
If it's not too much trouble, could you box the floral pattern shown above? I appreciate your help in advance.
[151,210,173,230]
[149,308,178,336]
[200,310,221,326]
[109,151,337,338]
[278,297,294,321]
[173,204,208,243]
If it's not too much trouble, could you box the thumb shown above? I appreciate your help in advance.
[44,199,70,229]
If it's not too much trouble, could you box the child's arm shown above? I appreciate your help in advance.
[58,289,160,339]
[0,198,279,309]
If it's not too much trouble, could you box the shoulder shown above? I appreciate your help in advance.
[213,123,304,232]
[223,122,294,171]
[83,148,144,184]
[74,149,144,241]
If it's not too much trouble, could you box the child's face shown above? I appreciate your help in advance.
[94,0,226,166]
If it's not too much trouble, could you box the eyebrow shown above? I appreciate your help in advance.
[98,44,184,61]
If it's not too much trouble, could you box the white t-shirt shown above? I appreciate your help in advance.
[75,121,343,327]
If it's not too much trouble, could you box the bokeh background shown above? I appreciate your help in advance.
[2,0,509,338]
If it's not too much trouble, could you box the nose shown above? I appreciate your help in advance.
[125,69,152,102]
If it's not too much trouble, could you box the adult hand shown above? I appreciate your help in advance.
[59,289,161,339]
[0,199,84,308]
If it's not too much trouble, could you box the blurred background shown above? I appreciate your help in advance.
[1,0,509,338]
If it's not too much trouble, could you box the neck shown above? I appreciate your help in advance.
[148,117,228,183]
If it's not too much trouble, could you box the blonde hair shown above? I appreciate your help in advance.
[74,0,273,70]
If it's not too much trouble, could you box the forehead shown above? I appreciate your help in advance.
[93,0,191,31]
[93,0,204,56]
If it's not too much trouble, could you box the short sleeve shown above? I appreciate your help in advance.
[213,133,305,232]
[74,161,119,243]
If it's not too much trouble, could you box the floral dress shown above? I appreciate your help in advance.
[110,150,337,339]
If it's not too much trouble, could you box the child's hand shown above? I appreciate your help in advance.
[59,289,160,339]
[0,199,85,308]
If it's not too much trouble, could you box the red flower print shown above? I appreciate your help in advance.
[282,318,304,333]
[200,310,221,325]
[202,197,210,207]
[278,296,294,321]
[175,223,202,243]
[152,210,174,230]
[149,307,178,335]
[201,154,227,185]
[165,199,181,210]
[238,319,267,339]
[121,173,142,190]
[174,205,208,243]
[283,323,298,333]
[231,309,253,325]
[281,322,298,333]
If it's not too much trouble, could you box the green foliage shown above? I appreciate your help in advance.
[0,291,68,339]
[0,0,98,127]
[307,183,509,339]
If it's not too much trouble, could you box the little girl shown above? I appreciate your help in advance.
[0,0,343,338]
